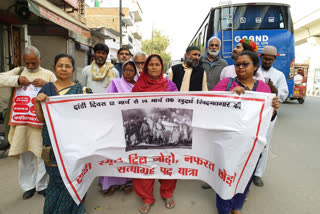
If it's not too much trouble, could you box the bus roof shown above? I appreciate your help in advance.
[212,1,291,9]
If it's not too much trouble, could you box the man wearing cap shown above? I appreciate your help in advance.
[200,37,228,90]
[258,46,288,102]
[168,46,208,91]
[80,43,119,93]
[253,46,288,187]
[220,38,265,81]
[114,46,133,77]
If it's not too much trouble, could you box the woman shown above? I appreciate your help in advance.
[106,60,137,93]
[98,61,138,195]
[132,54,178,214]
[213,51,279,214]
[34,54,91,214]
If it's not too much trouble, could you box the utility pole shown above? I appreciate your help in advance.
[151,24,153,54]
[119,0,122,47]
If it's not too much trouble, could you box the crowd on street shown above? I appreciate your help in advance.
[0,34,287,214]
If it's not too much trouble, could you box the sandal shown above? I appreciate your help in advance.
[121,185,132,194]
[101,185,118,196]
[163,198,175,209]
[138,203,152,214]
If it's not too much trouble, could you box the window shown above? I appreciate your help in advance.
[213,5,291,31]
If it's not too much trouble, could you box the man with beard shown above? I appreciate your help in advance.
[0,46,56,199]
[252,46,288,187]
[80,43,119,93]
[114,46,133,77]
[220,38,264,81]
[168,46,208,91]
[200,37,228,90]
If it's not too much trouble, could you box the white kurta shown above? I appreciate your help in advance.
[79,64,119,93]
[0,66,56,158]
[258,66,289,102]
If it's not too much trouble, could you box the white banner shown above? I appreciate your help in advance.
[42,91,274,205]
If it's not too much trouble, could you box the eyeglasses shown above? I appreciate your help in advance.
[123,69,135,73]
[234,62,253,68]
[56,64,73,69]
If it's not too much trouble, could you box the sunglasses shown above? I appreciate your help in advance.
[235,62,253,68]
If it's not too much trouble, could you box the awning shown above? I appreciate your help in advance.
[27,0,91,39]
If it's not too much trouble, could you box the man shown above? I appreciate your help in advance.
[133,52,147,75]
[220,38,264,81]
[80,43,119,93]
[114,46,133,77]
[168,46,208,91]
[253,46,289,187]
[200,37,228,90]
[0,46,56,199]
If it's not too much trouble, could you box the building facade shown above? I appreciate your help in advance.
[85,0,143,60]
[0,0,104,111]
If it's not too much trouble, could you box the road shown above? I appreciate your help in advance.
[0,96,319,214]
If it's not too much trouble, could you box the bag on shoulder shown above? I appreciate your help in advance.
[2,66,25,144]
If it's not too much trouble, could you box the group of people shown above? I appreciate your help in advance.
[0,34,288,214]
[124,115,192,147]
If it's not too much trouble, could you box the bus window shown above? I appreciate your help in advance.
[232,5,289,30]
[199,32,202,47]
[203,24,208,47]
[213,9,220,35]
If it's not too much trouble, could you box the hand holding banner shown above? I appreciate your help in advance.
[42,91,274,204]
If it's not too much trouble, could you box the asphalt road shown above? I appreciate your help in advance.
[0,96,319,214]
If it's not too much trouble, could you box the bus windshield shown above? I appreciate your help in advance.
[217,5,293,32]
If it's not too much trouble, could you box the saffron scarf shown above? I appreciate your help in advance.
[132,54,168,92]
[90,61,115,84]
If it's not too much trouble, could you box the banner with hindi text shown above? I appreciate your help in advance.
[42,91,275,204]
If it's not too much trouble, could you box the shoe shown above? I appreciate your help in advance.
[253,176,264,187]
[23,188,36,200]
[38,189,46,197]
[201,182,212,189]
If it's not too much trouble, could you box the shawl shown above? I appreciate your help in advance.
[106,61,137,93]
[132,54,169,92]
[90,61,115,83]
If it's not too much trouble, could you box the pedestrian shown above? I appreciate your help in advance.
[168,46,208,91]
[132,54,178,214]
[200,36,228,90]
[114,46,133,77]
[34,54,91,214]
[213,51,279,214]
[0,46,56,199]
[253,46,289,187]
[80,43,119,93]
[133,52,147,76]
[220,38,264,81]
[99,61,138,195]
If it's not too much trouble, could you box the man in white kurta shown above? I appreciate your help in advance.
[253,46,289,187]
[80,43,119,93]
[0,46,56,199]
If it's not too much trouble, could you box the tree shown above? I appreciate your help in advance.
[141,29,171,70]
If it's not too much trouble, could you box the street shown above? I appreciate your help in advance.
[0,96,319,214]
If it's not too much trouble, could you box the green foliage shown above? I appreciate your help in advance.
[141,29,172,69]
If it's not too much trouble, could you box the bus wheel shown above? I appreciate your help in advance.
[298,98,304,104]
